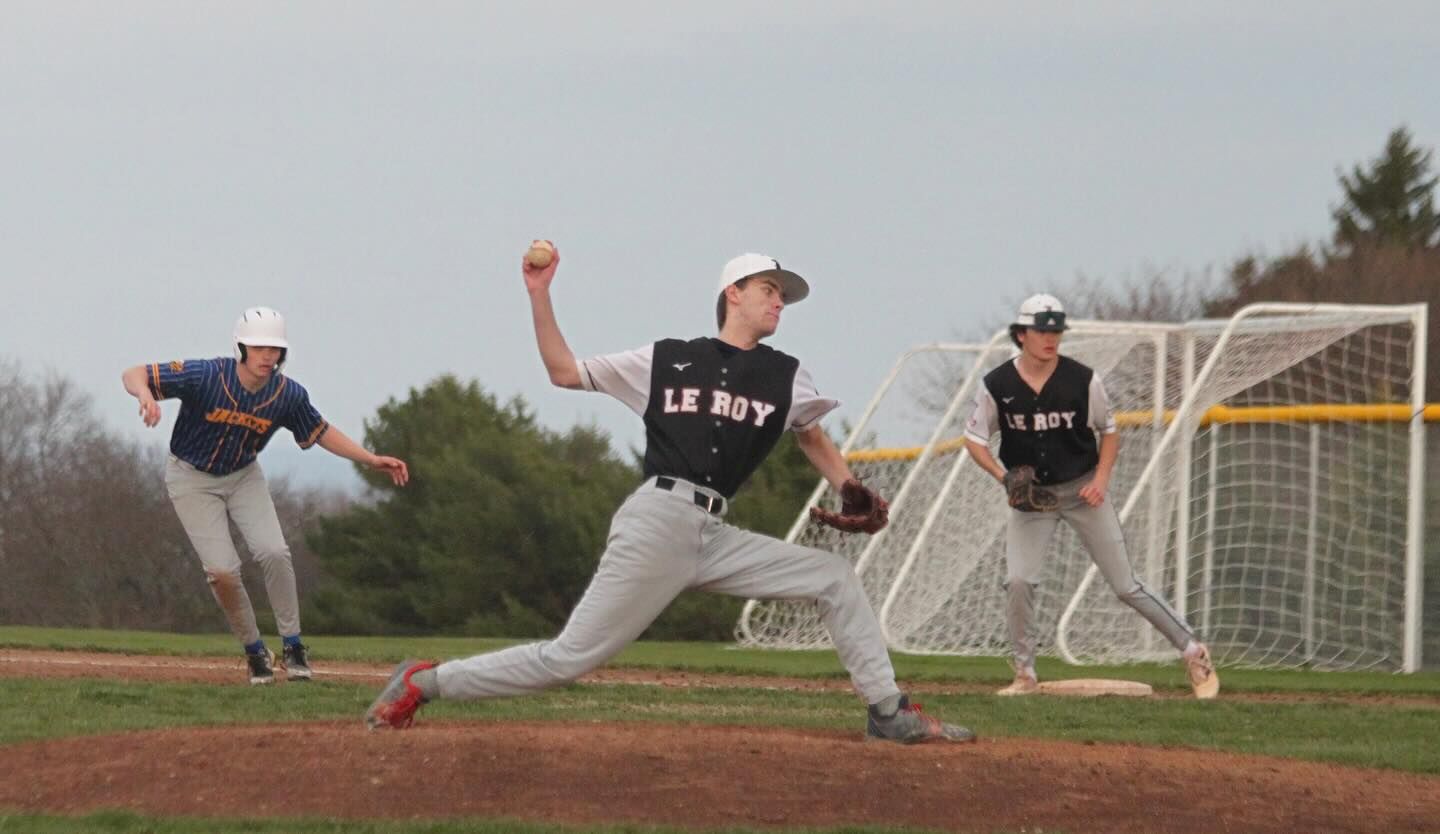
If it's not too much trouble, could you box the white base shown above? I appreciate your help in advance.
[1037,678,1153,697]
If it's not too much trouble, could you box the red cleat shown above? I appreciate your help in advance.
[364,660,438,730]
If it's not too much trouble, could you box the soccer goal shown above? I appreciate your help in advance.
[734,341,1006,649]
[743,303,1429,673]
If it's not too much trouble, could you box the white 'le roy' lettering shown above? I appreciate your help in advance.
[662,387,701,413]
[1005,411,1077,431]
[663,388,778,427]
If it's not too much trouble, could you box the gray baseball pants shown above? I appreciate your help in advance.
[1005,471,1195,671]
[165,455,299,646]
[438,476,901,705]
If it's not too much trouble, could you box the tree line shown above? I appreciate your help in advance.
[0,366,813,640]
[1063,127,1440,395]
[1,127,1435,643]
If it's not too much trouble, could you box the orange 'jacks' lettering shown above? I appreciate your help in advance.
[204,408,273,433]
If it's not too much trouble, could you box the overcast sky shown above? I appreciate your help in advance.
[3,2,1437,490]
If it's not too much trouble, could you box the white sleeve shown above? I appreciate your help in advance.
[787,365,841,431]
[963,387,1000,444]
[576,344,653,416]
[1088,373,1117,435]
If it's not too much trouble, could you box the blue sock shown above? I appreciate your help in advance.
[282,634,303,648]
[244,640,267,656]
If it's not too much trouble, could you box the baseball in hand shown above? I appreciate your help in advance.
[525,240,555,269]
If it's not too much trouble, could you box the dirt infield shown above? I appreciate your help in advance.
[3,649,1439,833]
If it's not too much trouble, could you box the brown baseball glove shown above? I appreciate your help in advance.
[809,478,890,535]
[1003,465,1059,512]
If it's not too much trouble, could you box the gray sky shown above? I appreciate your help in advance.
[4,2,1437,490]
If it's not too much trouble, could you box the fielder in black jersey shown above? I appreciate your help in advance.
[365,246,976,743]
[963,294,1220,699]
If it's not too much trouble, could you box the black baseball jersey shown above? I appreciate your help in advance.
[578,337,838,498]
[963,355,1116,485]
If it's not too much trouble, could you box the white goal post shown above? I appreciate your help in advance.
[737,303,1429,673]
[734,341,1005,650]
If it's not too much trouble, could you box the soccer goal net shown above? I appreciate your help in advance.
[735,341,1006,649]
[742,303,1429,673]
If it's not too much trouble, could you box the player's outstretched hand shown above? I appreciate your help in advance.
[369,455,410,487]
[138,396,161,427]
[521,241,560,293]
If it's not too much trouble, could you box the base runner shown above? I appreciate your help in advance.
[122,307,409,684]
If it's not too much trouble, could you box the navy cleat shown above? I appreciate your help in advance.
[282,642,313,681]
[245,648,276,686]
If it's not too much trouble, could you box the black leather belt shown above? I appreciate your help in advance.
[655,476,726,516]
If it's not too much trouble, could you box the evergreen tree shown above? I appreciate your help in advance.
[307,375,638,636]
[1332,127,1439,253]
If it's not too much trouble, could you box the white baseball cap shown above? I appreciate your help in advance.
[1014,293,1068,331]
[716,253,809,305]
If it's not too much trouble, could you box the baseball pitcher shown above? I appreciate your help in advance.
[963,294,1219,699]
[366,247,975,744]
[122,307,409,684]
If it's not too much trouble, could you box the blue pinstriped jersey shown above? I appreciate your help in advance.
[147,357,328,476]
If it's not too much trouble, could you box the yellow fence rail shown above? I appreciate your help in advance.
[845,403,1440,463]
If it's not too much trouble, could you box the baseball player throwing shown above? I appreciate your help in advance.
[365,246,975,743]
[122,307,409,684]
[962,294,1219,699]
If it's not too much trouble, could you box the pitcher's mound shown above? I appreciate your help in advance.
[1,720,1436,834]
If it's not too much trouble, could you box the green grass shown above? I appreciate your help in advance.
[2,672,1438,773]
[5,625,1440,697]
[3,626,1440,834]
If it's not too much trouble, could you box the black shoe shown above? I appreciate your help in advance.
[246,648,276,686]
[282,642,313,681]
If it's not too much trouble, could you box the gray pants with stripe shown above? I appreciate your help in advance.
[438,477,901,705]
[1005,471,1194,672]
[165,456,299,646]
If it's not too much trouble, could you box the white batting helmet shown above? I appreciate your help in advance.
[233,307,289,362]
[1014,293,1068,331]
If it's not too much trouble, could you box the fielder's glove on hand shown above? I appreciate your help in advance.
[1003,465,1059,512]
[809,478,890,535]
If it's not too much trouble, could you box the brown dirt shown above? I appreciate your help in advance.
[3,649,1439,833]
